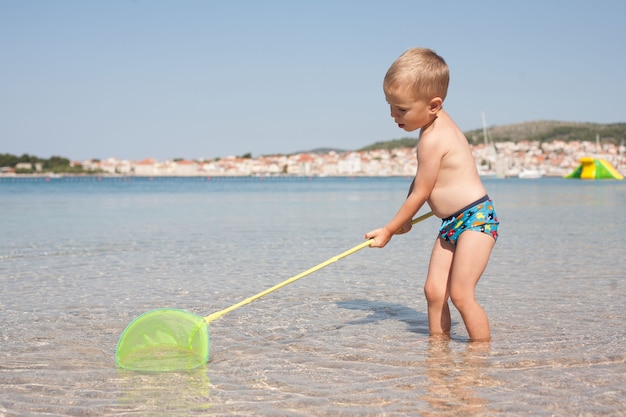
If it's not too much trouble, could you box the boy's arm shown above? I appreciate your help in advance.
[393,177,415,234]
[406,177,415,198]
[366,135,443,247]
[386,138,441,232]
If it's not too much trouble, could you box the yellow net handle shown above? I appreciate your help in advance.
[204,211,435,323]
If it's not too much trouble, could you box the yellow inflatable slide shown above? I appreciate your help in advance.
[565,157,624,180]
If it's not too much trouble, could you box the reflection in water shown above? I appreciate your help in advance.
[118,367,212,415]
[338,299,500,415]
[420,339,496,416]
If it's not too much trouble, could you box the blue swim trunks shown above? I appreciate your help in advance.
[439,195,499,246]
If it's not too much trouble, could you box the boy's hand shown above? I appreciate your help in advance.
[365,227,393,248]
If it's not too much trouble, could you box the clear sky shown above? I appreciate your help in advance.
[1,1,625,161]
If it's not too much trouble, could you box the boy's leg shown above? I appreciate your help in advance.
[424,237,455,337]
[448,231,495,342]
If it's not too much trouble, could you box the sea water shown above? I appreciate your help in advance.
[0,176,624,416]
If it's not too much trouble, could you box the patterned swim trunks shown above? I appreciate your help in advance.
[439,195,499,246]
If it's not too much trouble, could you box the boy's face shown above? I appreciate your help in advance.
[385,91,438,132]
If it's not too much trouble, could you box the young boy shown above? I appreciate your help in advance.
[365,48,499,342]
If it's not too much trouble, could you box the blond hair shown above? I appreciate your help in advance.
[383,48,449,102]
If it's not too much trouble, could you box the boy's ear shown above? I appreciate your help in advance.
[429,97,443,113]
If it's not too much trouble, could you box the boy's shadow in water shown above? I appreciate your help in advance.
[336,299,458,335]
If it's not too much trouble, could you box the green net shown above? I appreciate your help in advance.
[116,308,209,371]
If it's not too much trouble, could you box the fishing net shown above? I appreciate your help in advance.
[116,308,209,371]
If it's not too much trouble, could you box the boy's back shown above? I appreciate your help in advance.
[419,110,487,218]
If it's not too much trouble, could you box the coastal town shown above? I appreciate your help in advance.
[3,138,625,179]
[75,138,624,178]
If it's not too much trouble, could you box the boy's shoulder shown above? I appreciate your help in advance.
[420,112,462,146]
[418,113,471,164]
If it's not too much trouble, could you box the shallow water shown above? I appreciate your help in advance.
[1,176,624,416]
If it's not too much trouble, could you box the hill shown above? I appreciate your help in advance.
[358,138,419,152]
[358,121,626,151]
[465,120,626,146]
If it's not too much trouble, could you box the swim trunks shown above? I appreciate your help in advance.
[439,195,499,246]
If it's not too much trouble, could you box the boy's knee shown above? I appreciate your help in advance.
[449,287,473,311]
[424,282,446,304]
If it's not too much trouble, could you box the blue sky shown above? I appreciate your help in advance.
[1,1,625,161]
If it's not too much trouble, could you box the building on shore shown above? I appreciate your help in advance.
[4,139,623,178]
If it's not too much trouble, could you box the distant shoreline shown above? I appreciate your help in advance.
[0,172,613,180]
[3,136,625,178]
